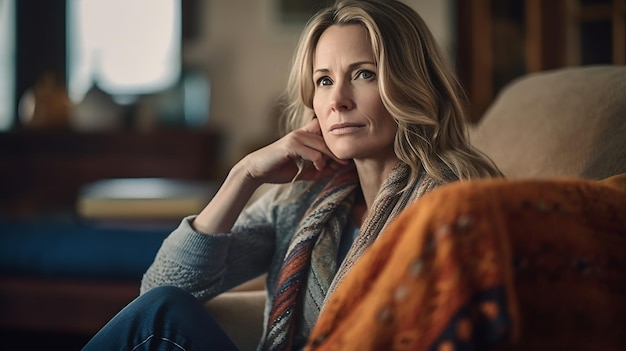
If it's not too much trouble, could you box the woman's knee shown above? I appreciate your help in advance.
[138,286,205,321]
[136,286,238,350]
[141,285,195,306]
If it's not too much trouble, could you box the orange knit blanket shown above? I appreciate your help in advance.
[305,174,626,351]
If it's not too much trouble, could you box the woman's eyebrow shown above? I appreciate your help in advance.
[313,61,377,75]
[348,61,376,69]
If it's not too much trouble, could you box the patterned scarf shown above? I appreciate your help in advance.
[262,165,359,351]
[262,162,441,351]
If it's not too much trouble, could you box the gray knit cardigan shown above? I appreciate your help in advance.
[140,163,455,349]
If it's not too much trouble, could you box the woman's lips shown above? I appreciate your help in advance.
[329,123,365,135]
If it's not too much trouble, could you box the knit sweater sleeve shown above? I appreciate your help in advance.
[140,186,285,301]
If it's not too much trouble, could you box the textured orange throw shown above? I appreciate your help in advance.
[306,175,626,351]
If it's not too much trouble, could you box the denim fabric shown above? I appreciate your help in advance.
[82,286,238,351]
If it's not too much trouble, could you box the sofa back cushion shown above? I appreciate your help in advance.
[470,65,626,180]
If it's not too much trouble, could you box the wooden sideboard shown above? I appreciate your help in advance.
[0,129,223,216]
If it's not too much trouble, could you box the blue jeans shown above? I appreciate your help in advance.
[82,286,239,351]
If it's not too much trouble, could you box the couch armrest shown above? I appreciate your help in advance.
[205,290,267,351]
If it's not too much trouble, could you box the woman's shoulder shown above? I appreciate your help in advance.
[439,162,461,183]
[414,159,459,185]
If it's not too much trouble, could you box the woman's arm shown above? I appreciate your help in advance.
[141,118,346,298]
[140,210,276,299]
[193,118,346,235]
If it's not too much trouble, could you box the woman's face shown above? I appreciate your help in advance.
[312,24,397,162]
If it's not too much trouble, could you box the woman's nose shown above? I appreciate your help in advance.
[330,83,354,111]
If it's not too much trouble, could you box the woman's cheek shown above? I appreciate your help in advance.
[312,93,328,121]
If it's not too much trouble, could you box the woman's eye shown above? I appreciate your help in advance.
[357,70,375,80]
[317,77,332,87]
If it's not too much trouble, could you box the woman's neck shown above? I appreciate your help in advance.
[353,157,401,219]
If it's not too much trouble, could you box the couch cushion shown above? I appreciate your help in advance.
[470,65,626,180]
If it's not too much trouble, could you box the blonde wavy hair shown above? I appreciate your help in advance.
[281,0,501,184]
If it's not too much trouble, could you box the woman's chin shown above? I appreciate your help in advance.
[327,145,357,161]
[330,152,354,161]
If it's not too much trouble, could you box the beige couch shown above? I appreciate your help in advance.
[206,65,626,351]
[470,65,626,180]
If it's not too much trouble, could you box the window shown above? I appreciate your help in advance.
[67,0,181,104]
[0,0,15,130]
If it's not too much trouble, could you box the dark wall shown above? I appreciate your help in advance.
[15,0,67,129]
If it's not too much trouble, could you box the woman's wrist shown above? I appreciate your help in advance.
[192,161,260,234]
[229,157,265,191]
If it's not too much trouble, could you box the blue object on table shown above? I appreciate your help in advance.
[0,217,172,281]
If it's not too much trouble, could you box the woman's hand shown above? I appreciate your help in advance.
[240,118,348,185]
[194,118,347,234]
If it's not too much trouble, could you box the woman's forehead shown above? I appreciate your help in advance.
[313,25,374,70]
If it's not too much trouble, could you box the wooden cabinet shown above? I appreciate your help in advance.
[457,0,626,121]
[0,129,223,216]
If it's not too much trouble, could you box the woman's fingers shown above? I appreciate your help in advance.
[297,119,348,166]
[243,118,350,183]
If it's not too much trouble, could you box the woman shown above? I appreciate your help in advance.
[82,0,500,350]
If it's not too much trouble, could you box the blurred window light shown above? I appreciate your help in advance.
[67,0,181,103]
[0,0,15,130]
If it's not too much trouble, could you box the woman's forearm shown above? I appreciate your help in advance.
[192,160,261,234]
